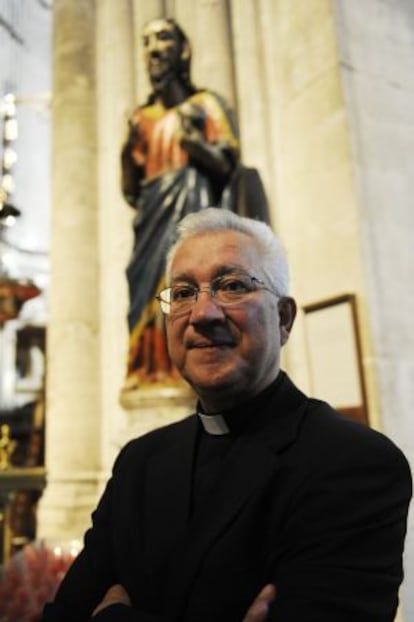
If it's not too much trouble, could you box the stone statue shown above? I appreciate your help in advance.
[121,17,269,389]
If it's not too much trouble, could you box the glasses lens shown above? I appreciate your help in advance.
[158,288,172,314]
[158,274,264,315]
[170,284,197,314]
[214,274,254,303]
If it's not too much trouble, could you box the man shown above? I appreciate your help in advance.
[43,208,412,621]
[120,18,268,387]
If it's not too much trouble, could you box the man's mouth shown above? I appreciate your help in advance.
[187,339,235,349]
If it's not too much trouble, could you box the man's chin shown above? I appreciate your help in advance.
[183,368,241,398]
[177,351,248,400]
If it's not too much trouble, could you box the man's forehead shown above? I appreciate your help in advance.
[170,230,259,276]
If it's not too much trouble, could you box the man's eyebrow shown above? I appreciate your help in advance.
[170,266,247,284]
[214,266,248,277]
[170,272,197,285]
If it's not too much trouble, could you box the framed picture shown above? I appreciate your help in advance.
[302,294,368,425]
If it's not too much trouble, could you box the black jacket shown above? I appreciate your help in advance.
[42,373,412,622]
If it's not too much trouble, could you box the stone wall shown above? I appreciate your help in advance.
[333,1,414,618]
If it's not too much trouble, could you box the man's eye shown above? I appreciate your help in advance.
[172,286,196,301]
[218,278,250,293]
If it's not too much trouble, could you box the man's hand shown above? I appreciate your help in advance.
[92,584,131,617]
[91,582,275,620]
[242,584,276,622]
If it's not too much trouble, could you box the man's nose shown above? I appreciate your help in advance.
[189,290,226,324]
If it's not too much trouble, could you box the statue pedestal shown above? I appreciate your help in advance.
[118,383,195,446]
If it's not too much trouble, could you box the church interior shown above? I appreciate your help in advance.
[0,1,413,620]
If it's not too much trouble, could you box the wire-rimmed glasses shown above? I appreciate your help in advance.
[156,271,279,317]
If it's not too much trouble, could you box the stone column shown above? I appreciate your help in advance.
[37,0,101,539]
[95,0,145,472]
[230,0,274,205]
[173,0,236,108]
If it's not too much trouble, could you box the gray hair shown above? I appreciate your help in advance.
[166,207,290,296]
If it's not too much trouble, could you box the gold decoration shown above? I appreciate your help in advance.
[0,424,17,470]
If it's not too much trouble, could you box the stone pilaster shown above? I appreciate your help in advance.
[37,0,101,539]
[95,0,137,473]
[173,0,236,108]
[229,0,274,203]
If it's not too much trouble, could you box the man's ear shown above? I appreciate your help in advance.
[181,41,191,62]
[278,297,297,346]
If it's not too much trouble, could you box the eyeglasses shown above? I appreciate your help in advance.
[156,271,278,316]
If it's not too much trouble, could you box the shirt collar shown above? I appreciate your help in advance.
[197,412,230,436]
[196,371,285,436]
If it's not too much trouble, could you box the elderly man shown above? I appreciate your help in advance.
[43,209,411,622]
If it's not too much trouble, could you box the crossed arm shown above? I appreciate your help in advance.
[93,584,276,622]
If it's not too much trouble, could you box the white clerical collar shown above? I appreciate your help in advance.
[197,412,230,436]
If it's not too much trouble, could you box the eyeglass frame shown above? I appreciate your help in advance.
[156,270,280,317]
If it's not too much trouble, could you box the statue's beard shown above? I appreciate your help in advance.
[150,67,177,92]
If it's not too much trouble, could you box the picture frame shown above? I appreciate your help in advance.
[302,294,368,425]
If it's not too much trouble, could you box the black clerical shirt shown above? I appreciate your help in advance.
[191,372,285,516]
